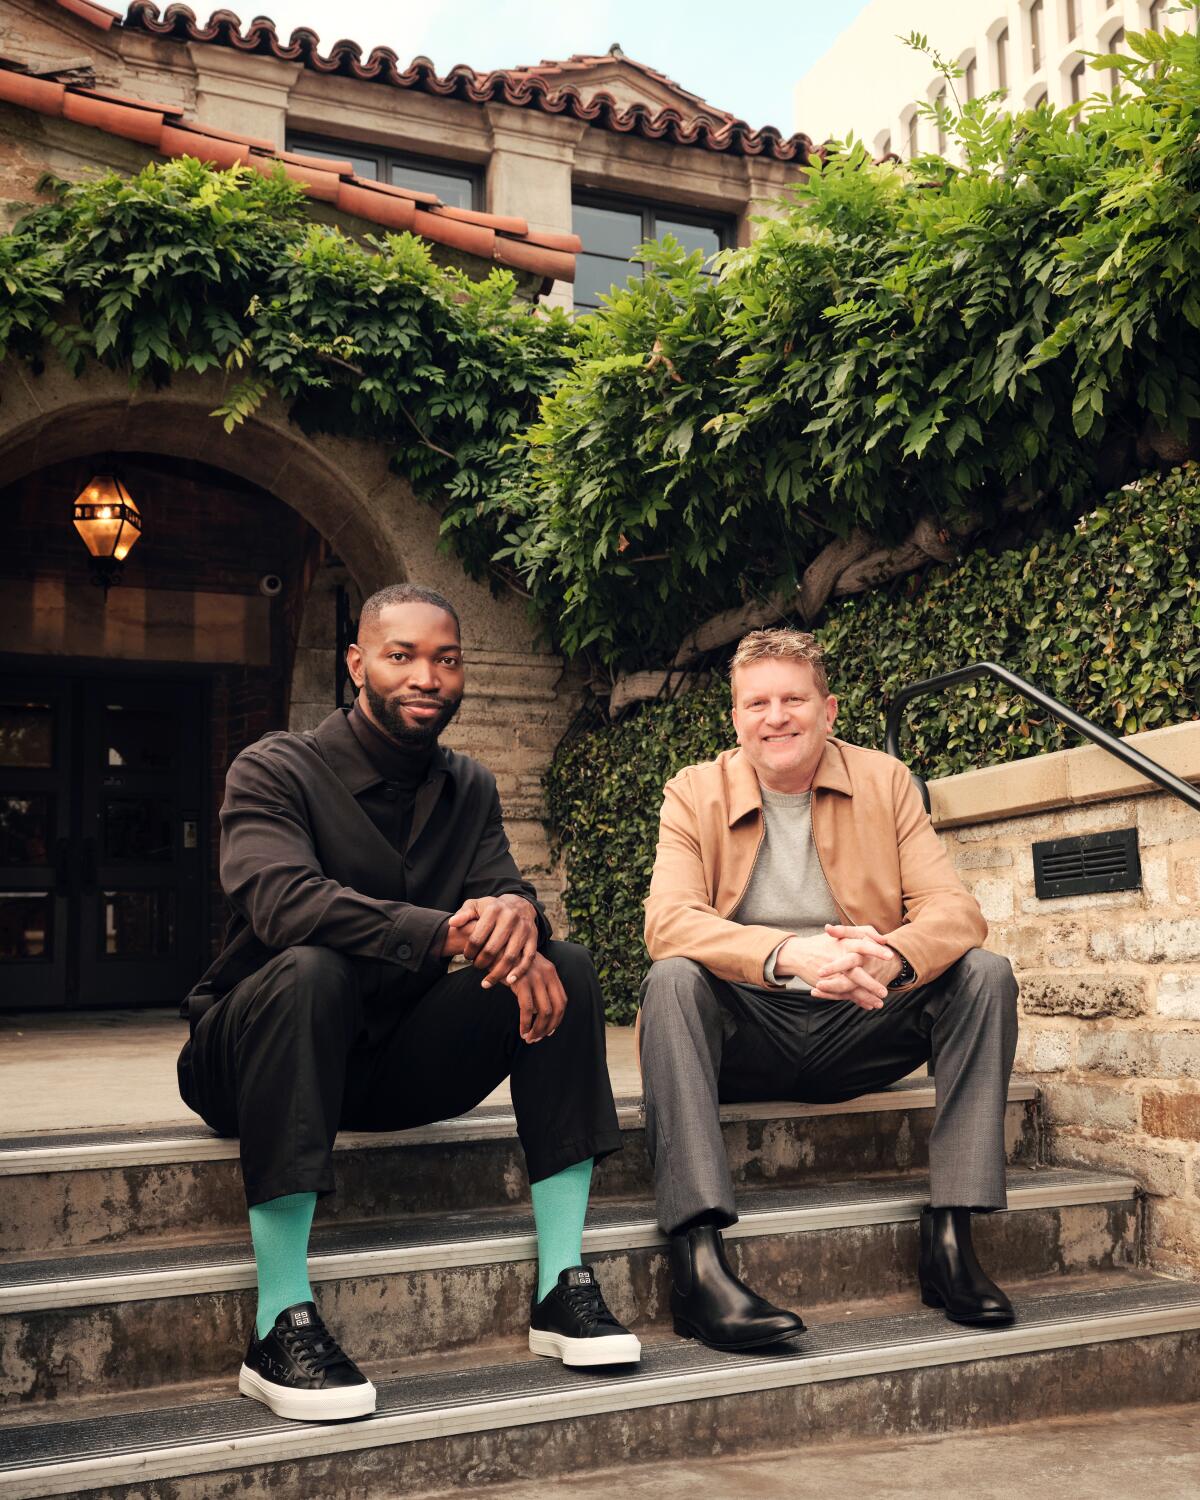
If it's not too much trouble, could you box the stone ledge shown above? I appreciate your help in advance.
[930,718,1200,830]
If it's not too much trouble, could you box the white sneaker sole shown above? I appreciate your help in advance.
[238,1363,377,1422]
[528,1327,642,1366]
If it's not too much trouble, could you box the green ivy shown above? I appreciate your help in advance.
[1,17,1198,676]
[547,466,1200,1022]
[492,14,1200,671]
[0,157,576,582]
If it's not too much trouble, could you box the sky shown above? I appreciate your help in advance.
[208,0,872,137]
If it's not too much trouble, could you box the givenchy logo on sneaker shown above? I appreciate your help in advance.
[290,1309,312,1328]
[565,1268,594,1287]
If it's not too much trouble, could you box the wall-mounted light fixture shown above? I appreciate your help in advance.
[72,468,142,597]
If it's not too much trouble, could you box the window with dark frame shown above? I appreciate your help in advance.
[285,133,481,210]
[906,109,919,159]
[1029,0,1044,73]
[996,26,1009,94]
[1070,58,1087,104]
[571,197,732,312]
[965,55,977,102]
[1066,0,1079,41]
[1150,0,1166,31]
[935,84,947,154]
[1109,27,1126,93]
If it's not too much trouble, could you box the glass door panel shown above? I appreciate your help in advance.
[0,681,71,1008]
[76,678,204,1008]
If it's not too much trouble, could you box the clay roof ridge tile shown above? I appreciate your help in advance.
[106,3,813,161]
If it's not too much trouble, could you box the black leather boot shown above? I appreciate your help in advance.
[669,1224,806,1351]
[918,1206,1015,1326]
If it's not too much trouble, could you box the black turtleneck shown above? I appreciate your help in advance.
[347,701,436,857]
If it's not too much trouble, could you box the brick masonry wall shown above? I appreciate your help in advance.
[938,789,1200,1272]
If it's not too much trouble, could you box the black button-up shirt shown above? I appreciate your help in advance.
[184,707,550,1008]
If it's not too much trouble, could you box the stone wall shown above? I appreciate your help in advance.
[929,721,1200,1272]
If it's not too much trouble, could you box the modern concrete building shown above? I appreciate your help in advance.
[794,0,1189,162]
[0,0,811,1011]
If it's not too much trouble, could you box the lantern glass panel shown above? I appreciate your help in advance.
[72,475,142,561]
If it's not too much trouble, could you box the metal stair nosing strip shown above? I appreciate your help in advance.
[0,1169,1136,1315]
[2,1282,1198,1499]
[0,1081,1040,1177]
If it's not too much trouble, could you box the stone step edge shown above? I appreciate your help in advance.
[0,1168,1134,1316]
[0,1080,1040,1177]
[2,1281,1197,1500]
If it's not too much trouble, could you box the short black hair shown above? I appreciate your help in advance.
[357,583,461,638]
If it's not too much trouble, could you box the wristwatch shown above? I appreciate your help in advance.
[887,952,916,989]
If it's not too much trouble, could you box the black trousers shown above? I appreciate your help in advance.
[177,940,622,1208]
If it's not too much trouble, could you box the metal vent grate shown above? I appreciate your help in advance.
[1032,827,1141,899]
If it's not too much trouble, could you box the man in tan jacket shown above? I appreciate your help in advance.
[640,628,1018,1352]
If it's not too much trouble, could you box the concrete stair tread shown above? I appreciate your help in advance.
[0,1077,1040,1176]
[0,1266,1176,1431]
[2,1270,1197,1497]
[0,1166,1136,1312]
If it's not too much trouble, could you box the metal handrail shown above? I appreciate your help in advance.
[884,661,1200,815]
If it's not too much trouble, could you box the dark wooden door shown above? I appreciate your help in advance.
[0,673,207,1010]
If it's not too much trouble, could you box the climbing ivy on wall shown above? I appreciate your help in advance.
[2,17,1199,678]
[546,467,1200,1022]
[0,157,577,587]
[485,14,1200,671]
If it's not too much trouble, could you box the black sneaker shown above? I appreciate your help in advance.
[239,1301,376,1421]
[529,1266,642,1367]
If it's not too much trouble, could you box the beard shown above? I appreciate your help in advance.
[362,670,462,748]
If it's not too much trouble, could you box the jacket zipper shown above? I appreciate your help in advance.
[809,795,850,924]
[729,820,766,915]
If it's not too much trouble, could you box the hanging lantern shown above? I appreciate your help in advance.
[72,470,142,595]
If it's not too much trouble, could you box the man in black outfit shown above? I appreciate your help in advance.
[178,583,638,1424]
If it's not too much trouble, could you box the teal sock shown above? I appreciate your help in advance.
[248,1191,317,1339]
[530,1157,593,1302]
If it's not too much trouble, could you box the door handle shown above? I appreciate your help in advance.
[80,837,97,890]
[54,839,71,896]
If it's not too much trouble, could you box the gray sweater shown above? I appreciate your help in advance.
[731,787,840,992]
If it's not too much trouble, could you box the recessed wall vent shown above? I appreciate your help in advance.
[1032,827,1141,900]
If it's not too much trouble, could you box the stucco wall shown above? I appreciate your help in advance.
[930,719,1200,1271]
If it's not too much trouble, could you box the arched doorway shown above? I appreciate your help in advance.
[0,359,556,1011]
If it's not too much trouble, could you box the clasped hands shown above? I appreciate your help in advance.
[774,923,904,1011]
[440,894,564,1044]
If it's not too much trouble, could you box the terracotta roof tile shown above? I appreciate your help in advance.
[62,90,165,145]
[0,66,579,285]
[110,4,813,163]
[335,179,414,231]
[411,207,494,260]
[159,122,248,167]
[54,0,122,29]
[353,178,441,207]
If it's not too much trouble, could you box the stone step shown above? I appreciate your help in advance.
[0,1080,1041,1257]
[0,1166,1136,1407]
[1,1273,1197,1500]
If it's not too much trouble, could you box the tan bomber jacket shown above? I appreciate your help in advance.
[643,737,987,991]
